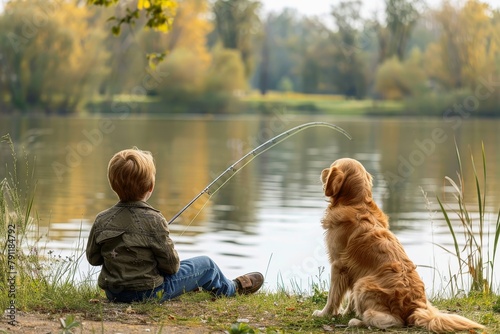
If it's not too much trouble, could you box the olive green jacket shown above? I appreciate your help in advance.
[86,201,180,291]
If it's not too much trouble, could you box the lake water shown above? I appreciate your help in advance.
[1,114,499,296]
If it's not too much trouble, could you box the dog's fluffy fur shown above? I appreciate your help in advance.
[312,158,484,333]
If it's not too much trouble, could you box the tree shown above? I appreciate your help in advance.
[213,0,261,79]
[87,0,179,65]
[154,0,213,107]
[204,47,247,112]
[385,0,423,60]
[0,0,109,114]
[87,0,178,35]
[253,8,370,96]
[155,48,207,108]
[330,1,367,98]
[99,26,149,96]
[99,0,212,94]
[255,9,302,94]
[258,19,270,95]
[426,0,500,90]
[375,49,427,99]
[296,19,334,93]
[206,48,246,93]
[153,0,246,113]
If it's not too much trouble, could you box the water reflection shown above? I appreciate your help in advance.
[1,116,499,295]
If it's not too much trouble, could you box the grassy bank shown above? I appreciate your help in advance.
[85,91,500,117]
[241,92,404,115]
[85,92,405,116]
[2,289,498,333]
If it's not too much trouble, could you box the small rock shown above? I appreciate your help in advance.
[125,306,136,314]
[322,325,334,332]
[236,318,249,323]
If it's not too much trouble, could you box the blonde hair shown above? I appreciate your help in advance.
[108,148,156,201]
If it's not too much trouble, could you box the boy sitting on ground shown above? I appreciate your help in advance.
[86,147,263,302]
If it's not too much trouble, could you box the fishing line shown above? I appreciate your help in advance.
[169,122,352,233]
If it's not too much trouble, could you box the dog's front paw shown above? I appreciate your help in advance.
[312,309,327,317]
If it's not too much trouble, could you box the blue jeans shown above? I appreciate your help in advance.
[105,256,237,303]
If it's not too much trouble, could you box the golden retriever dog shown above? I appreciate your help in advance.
[312,158,484,333]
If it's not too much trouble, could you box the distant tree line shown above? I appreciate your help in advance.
[0,0,499,115]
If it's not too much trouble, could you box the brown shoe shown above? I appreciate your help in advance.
[233,272,264,295]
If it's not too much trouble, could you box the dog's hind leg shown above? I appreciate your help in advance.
[347,318,364,327]
[361,309,404,330]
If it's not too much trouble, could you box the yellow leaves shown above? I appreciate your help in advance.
[138,0,178,14]
[168,0,211,68]
[92,0,178,35]
[156,24,168,32]
[137,0,151,10]
[427,0,500,89]
[0,0,110,111]
[150,0,177,32]
[137,0,178,15]
[160,0,178,11]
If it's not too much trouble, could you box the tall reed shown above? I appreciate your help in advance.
[0,134,100,312]
[436,142,500,295]
[0,134,37,310]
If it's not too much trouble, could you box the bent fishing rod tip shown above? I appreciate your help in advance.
[168,121,352,225]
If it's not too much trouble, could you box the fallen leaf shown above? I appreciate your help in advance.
[285,307,296,311]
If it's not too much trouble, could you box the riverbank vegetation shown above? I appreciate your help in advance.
[0,0,499,116]
[436,143,500,297]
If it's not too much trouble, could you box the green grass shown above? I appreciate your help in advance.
[24,287,488,333]
[241,91,404,115]
[46,289,494,333]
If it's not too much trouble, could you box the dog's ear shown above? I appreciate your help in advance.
[322,166,345,197]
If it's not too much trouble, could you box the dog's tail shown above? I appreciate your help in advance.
[410,302,484,333]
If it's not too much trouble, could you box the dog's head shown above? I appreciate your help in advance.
[321,158,373,204]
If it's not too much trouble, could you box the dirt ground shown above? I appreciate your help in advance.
[1,312,220,334]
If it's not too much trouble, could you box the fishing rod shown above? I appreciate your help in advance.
[168,121,352,225]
